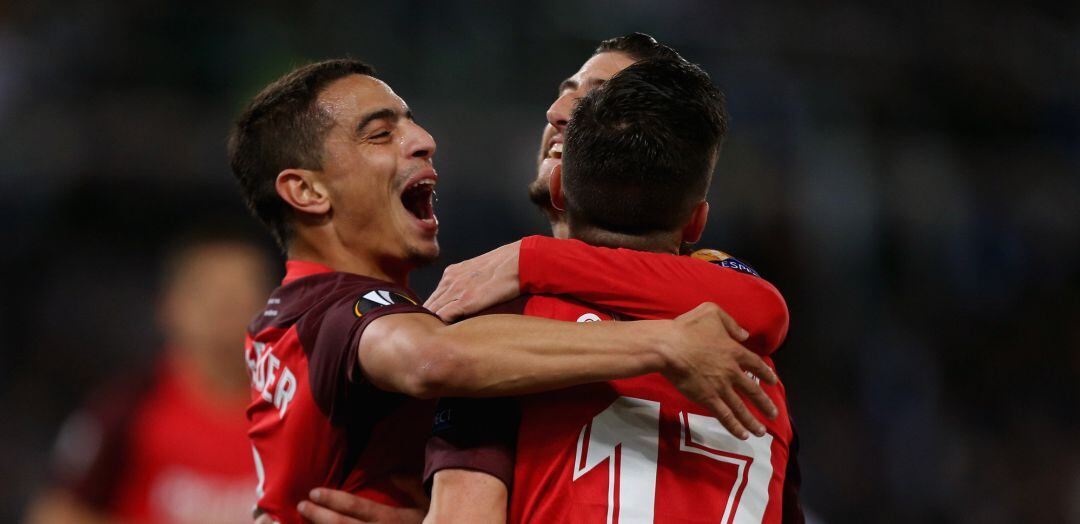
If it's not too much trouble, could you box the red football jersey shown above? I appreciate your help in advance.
[518,236,789,357]
[427,238,801,523]
[245,261,436,523]
[51,356,256,523]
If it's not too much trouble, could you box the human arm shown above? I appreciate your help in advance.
[418,395,517,524]
[359,302,777,438]
[287,474,504,524]
[295,484,426,524]
[423,470,506,524]
[425,236,789,355]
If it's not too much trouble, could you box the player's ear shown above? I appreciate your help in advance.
[548,163,566,212]
[681,201,709,244]
[276,169,331,215]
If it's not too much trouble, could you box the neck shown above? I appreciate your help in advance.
[566,222,681,254]
[288,233,410,287]
[549,217,570,240]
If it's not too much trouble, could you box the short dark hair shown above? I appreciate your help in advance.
[562,58,728,235]
[594,32,686,63]
[228,59,376,249]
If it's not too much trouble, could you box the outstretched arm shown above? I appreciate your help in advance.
[360,302,777,438]
[426,236,789,355]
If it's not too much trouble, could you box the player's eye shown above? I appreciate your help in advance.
[370,130,392,141]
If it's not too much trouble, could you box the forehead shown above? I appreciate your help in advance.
[569,51,636,85]
[316,74,407,123]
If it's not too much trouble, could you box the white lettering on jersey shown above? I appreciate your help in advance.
[248,342,297,419]
[272,368,296,417]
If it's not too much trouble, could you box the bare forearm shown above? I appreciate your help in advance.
[361,304,779,438]
[425,470,506,524]
[426,314,672,397]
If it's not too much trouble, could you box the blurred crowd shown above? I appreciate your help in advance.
[0,1,1076,522]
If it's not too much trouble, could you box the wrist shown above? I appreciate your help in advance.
[644,319,680,375]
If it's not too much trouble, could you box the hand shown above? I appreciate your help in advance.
[298,476,428,524]
[665,303,780,440]
[424,241,521,321]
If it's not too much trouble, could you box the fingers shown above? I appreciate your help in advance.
[424,265,458,311]
[719,385,766,438]
[705,395,751,440]
[737,351,778,386]
[297,500,366,524]
[734,371,778,420]
[301,489,377,522]
[713,306,749,341]
[435,300,467,323]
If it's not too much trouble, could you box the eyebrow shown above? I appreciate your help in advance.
[355,107,413,134]
[557,77,606,94]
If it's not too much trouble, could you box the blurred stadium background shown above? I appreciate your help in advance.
[1,1,1077,522]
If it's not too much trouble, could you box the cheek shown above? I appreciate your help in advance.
[331,159,396,216]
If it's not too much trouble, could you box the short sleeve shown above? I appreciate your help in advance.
[424,397,520,491]
[300,282,437,423]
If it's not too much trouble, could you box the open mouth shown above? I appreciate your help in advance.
[547,142,563,159]
[401,178,437,222]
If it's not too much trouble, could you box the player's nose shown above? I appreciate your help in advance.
[403,121,436,160]
[546,92,574,132]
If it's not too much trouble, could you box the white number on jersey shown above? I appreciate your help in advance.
[573,396,774,523]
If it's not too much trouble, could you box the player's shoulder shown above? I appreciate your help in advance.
[306,272,420,310]
[251,271,421,333]
[689,248,762,278]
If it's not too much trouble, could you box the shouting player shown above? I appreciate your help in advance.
[228,59,781,523]
[422,58,801,523]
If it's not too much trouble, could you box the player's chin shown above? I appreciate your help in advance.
[406,237,440,266]
[527,178,552,208]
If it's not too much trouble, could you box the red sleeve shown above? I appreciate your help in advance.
[518,235,789,356]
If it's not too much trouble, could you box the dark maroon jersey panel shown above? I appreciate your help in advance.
[246,261,437,523]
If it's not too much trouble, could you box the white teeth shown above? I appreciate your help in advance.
[408,179,436,190]
[549,143,563,159]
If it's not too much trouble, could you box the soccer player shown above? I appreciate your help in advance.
[24,229,273,524]
[420,59,802,522]
[299,33,802,524]
[229,59,780,523]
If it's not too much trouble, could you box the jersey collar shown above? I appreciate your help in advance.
[283,260,336,285]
